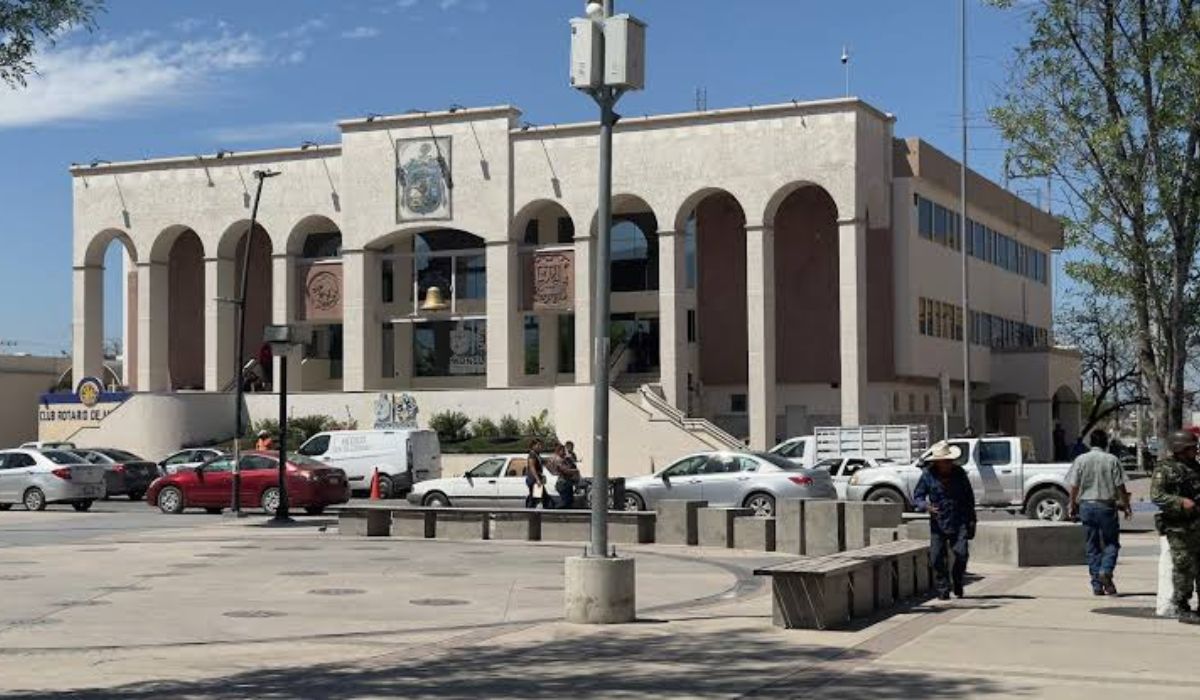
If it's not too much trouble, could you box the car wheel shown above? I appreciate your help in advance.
[304,506,326,515]
[623,492,645,512]
[128,490,145,502]
[260,487,281,515]
[72,500,94,512]
[1027,489,1068,522]
[377,475,394,499]
[744,492,776,518]
[205,507,223,515]
[423,492,450,508]
[158,486,185,514]
[23,488,46,512]
[867,487,907,508]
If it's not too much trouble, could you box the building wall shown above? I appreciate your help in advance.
[0,356,69,447]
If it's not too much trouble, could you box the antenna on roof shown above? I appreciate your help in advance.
[841,45,851,97]
[694,86,707,112]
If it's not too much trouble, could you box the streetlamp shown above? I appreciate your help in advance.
[264,323,304,525]
[564,0,646,625]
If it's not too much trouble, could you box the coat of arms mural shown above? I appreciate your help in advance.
[396,137,452,222]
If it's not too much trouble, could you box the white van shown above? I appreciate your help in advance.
[296,429,441,499]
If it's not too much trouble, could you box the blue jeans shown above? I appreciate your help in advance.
[1079,501,1120,590]
[556,479,576,509]
[930,527,970,595]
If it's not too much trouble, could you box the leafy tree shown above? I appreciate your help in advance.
[990,0,1200,444]
[1,0,104,88]
[1058,295,1143,437]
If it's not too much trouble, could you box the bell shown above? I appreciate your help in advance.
[420,286,449,312]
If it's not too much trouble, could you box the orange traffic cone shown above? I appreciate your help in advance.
[369,468,381,500]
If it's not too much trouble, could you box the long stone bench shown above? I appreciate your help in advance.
[754,540,931,630]
[334,505,654,544]
[892,517,1087,567]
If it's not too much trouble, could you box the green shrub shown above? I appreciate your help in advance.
[524,409,555,439]
[497,414,522,439]
[471,416,500,439]
[429,410,471,441]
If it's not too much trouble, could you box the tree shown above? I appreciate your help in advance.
[0,0,104,88]
[990,0,1200,445]
[1058,295,1143,436]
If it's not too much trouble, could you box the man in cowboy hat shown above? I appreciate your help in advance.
[914,441,976,600]
[1152,429,1200,624]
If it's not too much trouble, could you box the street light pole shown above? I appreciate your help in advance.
[959,0,972,432]
[273,352,292,523]
[231,169,280,517]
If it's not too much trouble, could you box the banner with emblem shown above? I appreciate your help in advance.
[396,137,452,222]
[449,322,486,375]
[531,249,575,311]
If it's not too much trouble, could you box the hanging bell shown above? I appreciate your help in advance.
[420,286,449,312]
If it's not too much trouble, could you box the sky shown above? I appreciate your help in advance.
[0,0,1046,356]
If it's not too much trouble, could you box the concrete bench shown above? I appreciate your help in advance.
[734,516,776,552]
[540,510,656,545]
[971,521,1086,567]
[655,500,707,545]
[754,540,931,630]
[697,507,754,548]
[844,502,904,550]
[335,507,392,537]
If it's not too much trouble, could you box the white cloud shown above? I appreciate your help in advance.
[205,120,338,145]
[341,26,382,40]
[438,0,459,9]
[0,31,302,129]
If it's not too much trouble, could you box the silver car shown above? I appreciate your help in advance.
[159,448,226,475]
[621,451,837,517]
[0,449,107,512]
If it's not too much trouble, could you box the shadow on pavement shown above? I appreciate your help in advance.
[0,626,1021,699]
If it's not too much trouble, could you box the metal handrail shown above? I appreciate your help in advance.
[637,384,743,450]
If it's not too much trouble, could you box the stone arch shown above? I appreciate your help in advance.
[78,228,139,389]
[761,180,844,230]
[772,185,840,385]
[587,194,660,294]
[146,225,206,390]
[513,199,575,245]
[83,228,137,267]
[287,214,343,258]
[212,220,274,389]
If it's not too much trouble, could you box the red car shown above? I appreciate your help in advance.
[146,452,349,516]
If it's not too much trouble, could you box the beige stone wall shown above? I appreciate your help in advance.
[0,356,68,447]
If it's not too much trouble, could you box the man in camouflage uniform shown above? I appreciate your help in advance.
[1151,430,1200,624]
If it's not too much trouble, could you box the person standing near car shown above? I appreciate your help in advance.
[913,442,976,600]
[553,443,581,509]
[1066,429,1132,596]
[1151,430,1200,624]
[525,438,550,509]
[255,430,274,452]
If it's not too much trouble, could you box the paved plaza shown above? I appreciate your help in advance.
[0,507,1196,699]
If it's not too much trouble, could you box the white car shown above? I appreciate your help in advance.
[159,448,226,475]
[811,456,894,499]
[407,454,571,508]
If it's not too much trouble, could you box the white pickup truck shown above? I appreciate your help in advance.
[843,436,1074,521]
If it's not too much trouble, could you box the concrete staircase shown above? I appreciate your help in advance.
[631,384,745,451]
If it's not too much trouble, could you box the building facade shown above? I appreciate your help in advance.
[68,98,1080,465]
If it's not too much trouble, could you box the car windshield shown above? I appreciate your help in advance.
[99,449,141,462]
[42,450,84,465]
[753,452,807,471]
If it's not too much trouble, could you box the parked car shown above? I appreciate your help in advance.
[844,436,1074,521]
[407,454,576,508]
[146,452,350,516]
[0,449,106,511]
[19,441,77,451]
[812,456,894,499]
[620,451,837,517]
[159,448,226,475]
[70,448,160,501]
[297,429,441,499]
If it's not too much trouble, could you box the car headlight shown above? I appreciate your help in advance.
[848,474,860,486]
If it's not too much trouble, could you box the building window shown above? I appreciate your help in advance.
[893,392,900,412]
[731,394,747,413]
[414,319,486,378]
[918,197,933,239]
[301,232,342,259]
[524,316,540,376]
[908,393,916,413]
[611,213,659,292]
[524,219,539,245]
[557,217,575,244]
[684,214,698,289]
[558,314,575,373]
[687,308,697,343]
[924,394,931,414]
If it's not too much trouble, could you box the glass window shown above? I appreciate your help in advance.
[955,306,964,342]
[469,458,506,478]
[241,455,275,471]
[524,316,540,376]
[165,451,195,466]
[978,441,1013,466]
[754,451,808,471]
[702,455,739,474]
[684,214,698,288]
[933,205,948,244]
[663,455,707,477]
[523,220,539,245]
[42,450,83,465]
[687,309,697,343]
[814,457,843,474]
[299,435,330,457]
[454,253,487,299]
[557,217,576,244]
[100,449,140,462]
[737,457,761,473]
[301,232,342,259]
[414,319,487,378]
[558,313,575,373]
[204,458,234,473]
[611,213,659,292]
[918,197,933,238]
[843,459,868,475]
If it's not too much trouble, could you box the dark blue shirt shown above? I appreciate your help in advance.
[913,465,977,534]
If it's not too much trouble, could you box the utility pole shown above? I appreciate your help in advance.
[958,0,972,432]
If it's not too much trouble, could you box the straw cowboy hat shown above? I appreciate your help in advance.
[927,441,962,462]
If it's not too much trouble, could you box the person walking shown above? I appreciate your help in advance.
[914,442,976,600]
[554,443,581,509]
[524,438,551,509]
[1151,430,1200,624]
[255,430,274,452]
[1066,429,1132,596]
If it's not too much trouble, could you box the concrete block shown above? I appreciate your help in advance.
[435,511,488,540]
[698,507,754,548]
[870,527,900,546]
[565,556,636,624]
[609,513,656,545]
[393,510,435,538]
[777,499,807,555]
[849,563,875,617]
[900,519,931,541]
[487,512,541,541]
[844,502,904,550]
[338,509,391,537]
[915,554,932,594]
[769,573,850,630]
[873,560,896,609]
[896,553,916,599]
[655,500,708,546]
[803,500,846,555]
[540,512,592,543]
[734,516,776,552]
[971,521,1086,567]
